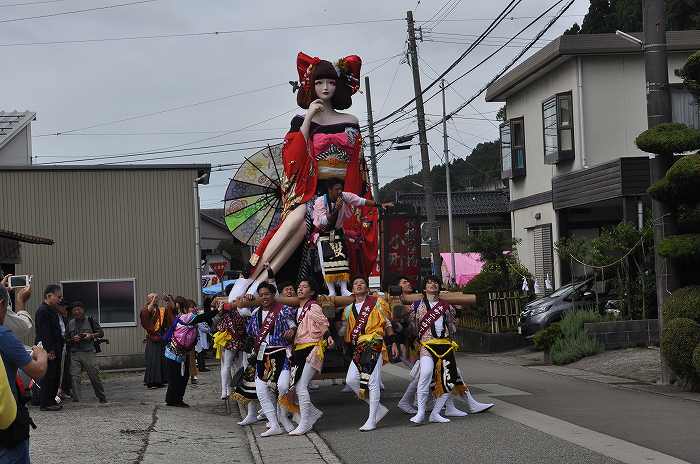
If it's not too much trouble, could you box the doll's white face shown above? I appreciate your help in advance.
[315,78,337,102]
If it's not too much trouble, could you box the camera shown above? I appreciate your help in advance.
[9,275,31,289]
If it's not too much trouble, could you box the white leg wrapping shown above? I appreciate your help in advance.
[255,378,283,437]
[410,356,433,424]
[237,400,259,426]
[398,374,419,414]
[429,394,451,423]
[289,363,322,435]
[220,349,234,399]
[276,370,294,432]
[359,357,387,431]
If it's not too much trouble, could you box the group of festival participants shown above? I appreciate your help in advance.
[205,51,493,436]
[206,274,494,437]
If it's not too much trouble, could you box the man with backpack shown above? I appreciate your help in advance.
[163,299,199,407]
[66,302,107,403]
[1,282,48,462]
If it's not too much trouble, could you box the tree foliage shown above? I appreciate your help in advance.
[378,140,503,202]
[555,222,655,319]
[566,0,700,35]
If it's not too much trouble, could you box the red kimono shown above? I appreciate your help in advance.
[249,116,377,275]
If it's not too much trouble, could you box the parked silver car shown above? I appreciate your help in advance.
[518,280,599,337]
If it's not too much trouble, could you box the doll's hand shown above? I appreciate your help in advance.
[308,99,325,116]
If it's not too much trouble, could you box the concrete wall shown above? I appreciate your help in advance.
[510,202,560,288]
[0,167,203,368]
[0,126,32,165]
[505,59,578,201]
[580,52,689,168]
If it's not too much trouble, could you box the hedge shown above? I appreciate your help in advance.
[658,234,700,260]
[660,318,700,380]
[635,124,700,157]
[662,286,700,323]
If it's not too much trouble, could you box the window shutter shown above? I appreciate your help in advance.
[533,224,553,294]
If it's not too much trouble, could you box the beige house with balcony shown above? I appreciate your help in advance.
[485,31,700,292]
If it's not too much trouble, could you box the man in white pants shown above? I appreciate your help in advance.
[339,276,399,431]
[405,276,493,424]
[240,283,297,437]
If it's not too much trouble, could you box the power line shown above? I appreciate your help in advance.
[417,14,583,22]
[35,51,397,138]
[369,0,522,128]
[105,145,264,165]
[32,127,291,138]
[35,82,289,136]
[0,18,404,47]
[35,136,281,161]
[418,55,499,130]
[400,0,577,140]
[0,0,157,24]
[0,0,73,8]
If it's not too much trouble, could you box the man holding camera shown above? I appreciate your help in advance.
[34,284,65,411]
[66,302,107,403]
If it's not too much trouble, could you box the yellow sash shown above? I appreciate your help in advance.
[420,338,459,359]
[213,331,233,360]
[295,339,328,363]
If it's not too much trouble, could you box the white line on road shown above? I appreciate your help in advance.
[382,363,690,464]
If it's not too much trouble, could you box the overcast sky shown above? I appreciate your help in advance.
[1,0,589,209]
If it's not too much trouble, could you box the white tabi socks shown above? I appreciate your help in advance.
[465,390,494,413]
[428,394,451,423]
[398,376,418,414]
[237,401,259,426]
[359,398,388,432]
[443,396,468,417]
[278,404,295,433]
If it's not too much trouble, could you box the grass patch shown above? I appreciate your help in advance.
[534,310,606,365]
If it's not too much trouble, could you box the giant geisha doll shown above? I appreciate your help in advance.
[228,52,380,300]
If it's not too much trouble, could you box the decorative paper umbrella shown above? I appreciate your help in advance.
[224,144,284,246]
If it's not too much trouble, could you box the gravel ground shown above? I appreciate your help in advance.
[567,347,660,383]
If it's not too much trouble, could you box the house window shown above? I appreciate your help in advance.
[61,279,137,327]
[500,117,526,179]
[543,92,575,164]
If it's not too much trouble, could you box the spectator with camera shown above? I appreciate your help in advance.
[0,273,34,338]
[66,302,107,403]
[0,283,48,462]
[34,284,65,411]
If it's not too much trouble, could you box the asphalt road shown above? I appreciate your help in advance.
[310,354,700,464]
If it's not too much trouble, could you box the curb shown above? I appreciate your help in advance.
[237,402,264,464]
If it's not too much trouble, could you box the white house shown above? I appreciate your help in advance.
[485,31,700,292]
[0,111,35,165]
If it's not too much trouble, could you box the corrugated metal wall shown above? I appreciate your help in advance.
[0,168,201,359]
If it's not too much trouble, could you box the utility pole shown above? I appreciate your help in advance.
[364,76,380,201]
[643,0,677,384]
[364,76,384,286]
[407,10,441,280]
[441,80,456,287]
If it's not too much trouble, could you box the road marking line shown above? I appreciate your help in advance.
[382,363,690,464]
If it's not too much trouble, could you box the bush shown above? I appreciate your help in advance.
[558,310,605,339]
[548,310,606,364]
[648,154,700,204]
[658,234,700,260]
[635,123,700,157]
[661,318,700,381]
[551,332,604,365]
[693,344,700,375]
[533,323,562,351]
[662,286,700,323]
[665,154,700,203]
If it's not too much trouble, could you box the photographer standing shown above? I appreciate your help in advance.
[66,302,107,403]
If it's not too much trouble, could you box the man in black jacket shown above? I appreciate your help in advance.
[34,284,64,411]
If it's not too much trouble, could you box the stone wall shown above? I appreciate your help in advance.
[584,319,659,350]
